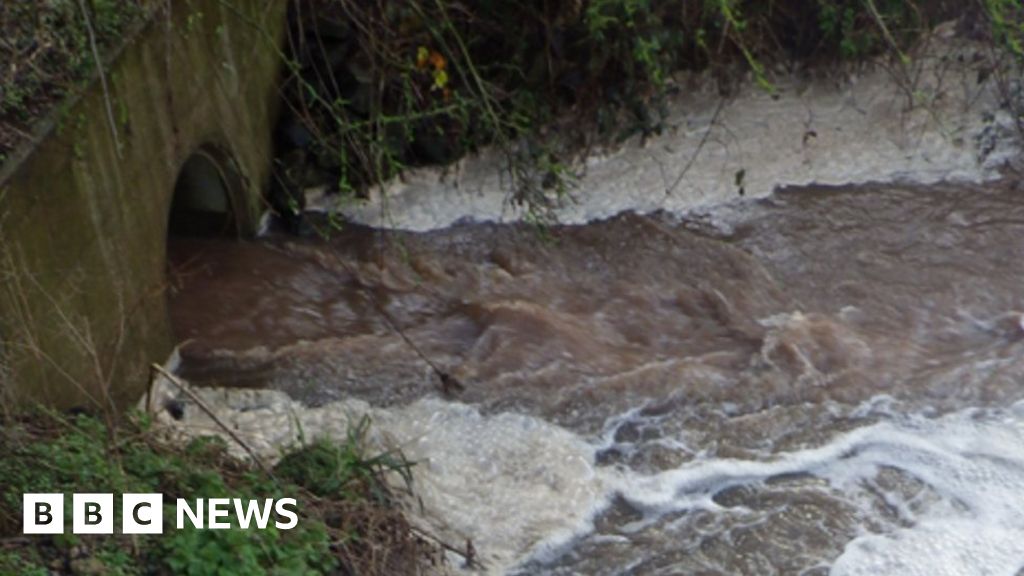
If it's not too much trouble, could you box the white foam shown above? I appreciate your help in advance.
[369,398,617,571]
[147,372,1024,574]
[143,381,617,575]
[828,409,1024,576]
[610,402,1024,575]
[320,35,1020,232]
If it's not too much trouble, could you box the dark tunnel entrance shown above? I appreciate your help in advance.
[167,149,239,238]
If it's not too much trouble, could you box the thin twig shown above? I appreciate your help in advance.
[77,0,123,158]
[408,526,484,569]
[863,0,908,63]
[150,363,274,476]
[666,97,726,196]
[298,221,466,395]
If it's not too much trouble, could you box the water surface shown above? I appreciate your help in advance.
[168,180,1024,574]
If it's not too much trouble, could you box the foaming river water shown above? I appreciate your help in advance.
[167,181,1024,574]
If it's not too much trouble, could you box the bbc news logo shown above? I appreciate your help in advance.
[23,494,298,534]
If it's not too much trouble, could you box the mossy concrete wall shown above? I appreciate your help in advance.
[0,0,287,408]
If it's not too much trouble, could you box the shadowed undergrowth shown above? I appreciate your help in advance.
[0,0,154,163]
[0,410,432,575]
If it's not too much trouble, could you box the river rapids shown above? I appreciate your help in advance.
[155,35,1024,576]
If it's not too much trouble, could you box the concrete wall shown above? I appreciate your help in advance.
[0,0,287,408]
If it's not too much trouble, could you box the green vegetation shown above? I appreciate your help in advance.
[986,0,1024,56]
[0,410,427,575]
[982,0,1024,136]
[0,1,152,158]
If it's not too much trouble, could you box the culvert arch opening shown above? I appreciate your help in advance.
[167,148,242,238]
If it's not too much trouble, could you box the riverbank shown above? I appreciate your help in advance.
[0,399,439,575]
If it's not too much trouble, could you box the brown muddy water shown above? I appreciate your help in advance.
[168,181,1024,575]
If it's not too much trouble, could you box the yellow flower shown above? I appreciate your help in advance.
[432,68,449,91]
